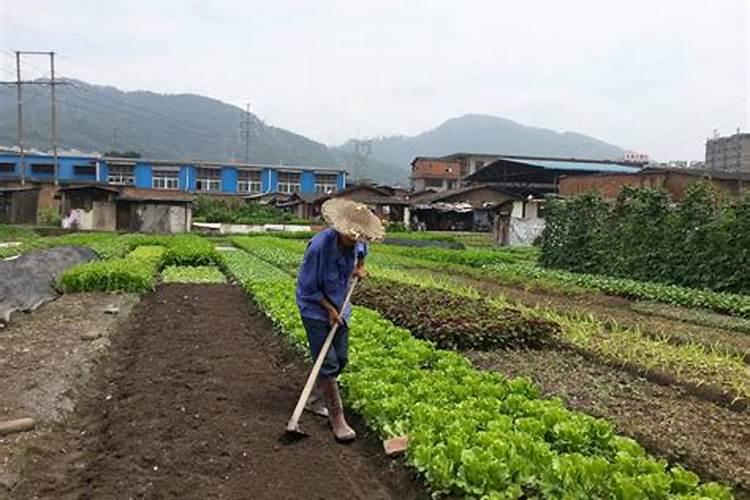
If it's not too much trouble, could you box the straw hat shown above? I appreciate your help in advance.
[321,198,385,242]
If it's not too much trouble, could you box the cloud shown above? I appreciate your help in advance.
[1,0,747,160]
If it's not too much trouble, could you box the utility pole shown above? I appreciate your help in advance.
[15,52,24,185]
[49,51,59,185]
[1,50,68,186]
[239,102,252,163]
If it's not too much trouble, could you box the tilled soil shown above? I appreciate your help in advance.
[12,284,424,500]
[0,293,138,494]
[467,348,750,496]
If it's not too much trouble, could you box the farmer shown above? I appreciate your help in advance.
[295,198,385,442]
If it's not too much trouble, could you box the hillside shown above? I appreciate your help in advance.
[0,83,626,185]
[0,79,336,167]
[336,114,626,181]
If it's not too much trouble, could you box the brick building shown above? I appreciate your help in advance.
[558,167,750,200]
[409,157,462,191]
[705,132,750,173]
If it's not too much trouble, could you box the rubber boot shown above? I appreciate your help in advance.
[320,377,356,442]
[304,379,329,418]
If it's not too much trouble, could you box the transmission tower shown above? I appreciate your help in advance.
[352,139,373,181]
[239,102,252,163]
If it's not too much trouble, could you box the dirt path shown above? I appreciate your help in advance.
[12,284,423,500]
[0,293,138,494]
[467,348,750,495]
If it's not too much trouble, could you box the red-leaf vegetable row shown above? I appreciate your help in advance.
[353,278,559,350]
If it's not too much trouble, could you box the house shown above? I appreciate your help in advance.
[558,167,750,200]
[0,186,40,224]
[56,185,194,233]
[269,192,327,220]
[410,153,644,192]
[409,157,462,191]
[409,184,524,232]
[319,184,410,224]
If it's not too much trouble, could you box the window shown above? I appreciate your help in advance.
[278,172,301,193]
[425,178,443,188]
[74,165,97,177]
[237,169,262,193]
[108,164,135,185]
[152,169,179,190]
[315,173,337,194]
[31,163,54,175]
[0,163,14,174]
[196,167,221,192]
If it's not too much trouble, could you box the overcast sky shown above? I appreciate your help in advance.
[1,0,748,160]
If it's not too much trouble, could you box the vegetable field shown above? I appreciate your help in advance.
[3,226,748,498]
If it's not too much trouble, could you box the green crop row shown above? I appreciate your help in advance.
[354,277,559,350]
[161,265,226,284]
[221,249,732,499]
[485,263,750,318]
[58,245,166,293]
[366,259,750,407]
[230,236,304,273]
[161,235,221,267]
[241,238,750,407]
[631,302,750,335]
[375,242,539,267]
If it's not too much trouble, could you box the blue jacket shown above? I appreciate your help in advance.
[295,228,367,323]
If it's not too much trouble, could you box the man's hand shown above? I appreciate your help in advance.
[353,262,367,279]
[327,307,343,326]
[320,298,343,326]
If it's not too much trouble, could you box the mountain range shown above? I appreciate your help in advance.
[0,80,625,184]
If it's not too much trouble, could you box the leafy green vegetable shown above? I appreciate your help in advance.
[162,265,226,283]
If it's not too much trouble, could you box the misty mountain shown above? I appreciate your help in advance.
[337,114,626,181]
[0,79,335,168]
[0,83,626,185]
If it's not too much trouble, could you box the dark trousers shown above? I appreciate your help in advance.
[301,317,349,378]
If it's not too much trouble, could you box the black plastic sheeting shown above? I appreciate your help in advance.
[0,246,98,324]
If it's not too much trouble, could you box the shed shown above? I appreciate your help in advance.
[56,185,119,231]
[0,186,40,224]
[116,188,194,233]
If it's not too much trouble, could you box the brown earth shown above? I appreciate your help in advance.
[11,284,425,500]
[0,293,138,494]
[467,347,750,496]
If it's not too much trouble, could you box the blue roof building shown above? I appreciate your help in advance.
[0,151,348,195]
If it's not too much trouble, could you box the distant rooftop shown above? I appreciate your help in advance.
[498,157,641,173]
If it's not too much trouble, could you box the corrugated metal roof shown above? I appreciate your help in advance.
[500,157,640,173]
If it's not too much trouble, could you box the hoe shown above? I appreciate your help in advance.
[285,277,359,437]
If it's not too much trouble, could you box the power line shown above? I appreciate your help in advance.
[642,96,747,156]
[0,51,68,185]
[59,83,237,151]
[60,78,240,152]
